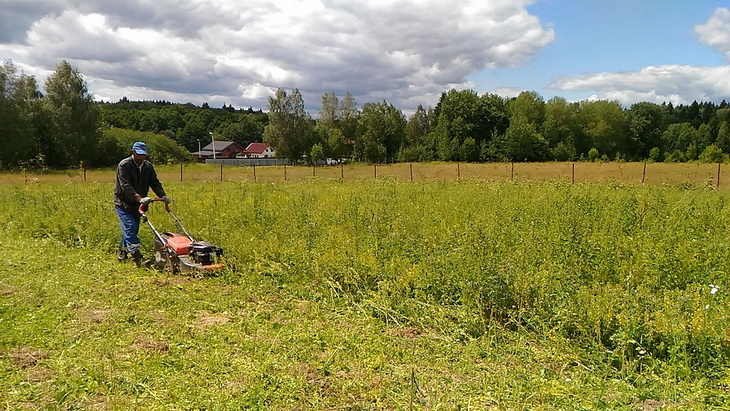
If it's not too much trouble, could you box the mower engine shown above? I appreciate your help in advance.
[190,241,224,266]
[154,232,224,274]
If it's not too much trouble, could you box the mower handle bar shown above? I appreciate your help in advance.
[138,197,171,215]
[138,197,195,242]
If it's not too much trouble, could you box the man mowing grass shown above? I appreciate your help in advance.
[113,141,171,267]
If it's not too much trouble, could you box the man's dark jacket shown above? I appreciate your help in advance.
[114,156,166,213]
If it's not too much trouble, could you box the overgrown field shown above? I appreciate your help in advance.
[2,179,730,408]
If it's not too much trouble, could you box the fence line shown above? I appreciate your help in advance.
[3,162,727,188]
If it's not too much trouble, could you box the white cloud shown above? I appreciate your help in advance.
[491,87,524,99]
[550,65,730,105]
[548,8,730,106]
[695,7,730,59]
[0,0,554,110]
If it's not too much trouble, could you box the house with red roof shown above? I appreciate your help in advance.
[191,140,246,161]
[242,142,276,158]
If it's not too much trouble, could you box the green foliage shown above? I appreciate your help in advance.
[103,128,194,164]
[588,147,600,162]
[716,122,730,153]
[355,101,406,163]
[578,100,626,158]
[309,143,324,164]
[663,122,701,154]
[665,149,686,163]
[686,143,699,161]
[98,100,267,153]
[543,97,580,158]
[430,90,509,162]
[626,102,667,159]
[648,147,661,162]
[42,61,102,167]
[403,104,435,149]
[264,88,313,162]
[508,90,545,132]
[504,116,549,161]
[551,140,577,161]
[699,144,726,163]
[397,145,432,162]
[0,60,41,168]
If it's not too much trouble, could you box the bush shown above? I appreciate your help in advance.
[103,128,194,165]
[699,144,726,163]
[588,147,599,162]
[648,147,661,162]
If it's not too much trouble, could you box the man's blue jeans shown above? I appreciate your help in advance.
[116,207,141,256]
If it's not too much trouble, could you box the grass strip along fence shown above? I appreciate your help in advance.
[2,177,730,407]
[0,161,726,188]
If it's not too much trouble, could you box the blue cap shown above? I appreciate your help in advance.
[132,141,148,155]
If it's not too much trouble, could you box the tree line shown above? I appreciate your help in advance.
[265,88,730,164]
[2,59,730,169]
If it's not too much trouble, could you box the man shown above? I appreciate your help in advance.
[114,141,171,267]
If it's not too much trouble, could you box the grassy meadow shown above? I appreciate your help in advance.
[2,163,730,408]
[0,161,726,187]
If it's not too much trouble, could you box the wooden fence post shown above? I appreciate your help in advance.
[717,163,721,188]
[180,163,183,182]
[641,162,647,185]
[220,163,223,182]
[511,162,514,181]
[410,163,413,182]
[341,163,344,180]
[253,164,257,182]
[457,162,461,180]
[374,163,377,179]
[284,164,287,182]
[572,162,575,184]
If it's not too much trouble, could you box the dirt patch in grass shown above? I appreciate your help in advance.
[80,309,114,324]
[7,347,48,369]
[194,311,231,330]
[387,326,423,339]
[86,395,111,410]
[151,276,192,287]
[132,337,170,353]
[26,366,54,382]
[291,361,332,391]
[0,284,17,296]
[638,399,666,411]
[146,310,171,325]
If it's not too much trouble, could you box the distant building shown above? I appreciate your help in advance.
[191,141,246,161]
[242,143,276,158]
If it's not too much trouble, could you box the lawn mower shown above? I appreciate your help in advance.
[139,198,224,274]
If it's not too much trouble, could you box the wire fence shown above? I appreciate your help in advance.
[1,161,725,188]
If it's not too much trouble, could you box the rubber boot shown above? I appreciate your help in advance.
[131,250,144,268]
[117,248,128,262]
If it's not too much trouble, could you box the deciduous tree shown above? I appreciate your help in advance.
[263,88,313,163]
[42,60,101,167]
[356,101,405,163]
[0,60,41,167]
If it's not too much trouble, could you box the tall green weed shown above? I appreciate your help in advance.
[2,179,730,376]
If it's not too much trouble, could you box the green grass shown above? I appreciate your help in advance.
[2,179,730,408]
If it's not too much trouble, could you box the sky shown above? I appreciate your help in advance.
[2,0,730,114]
